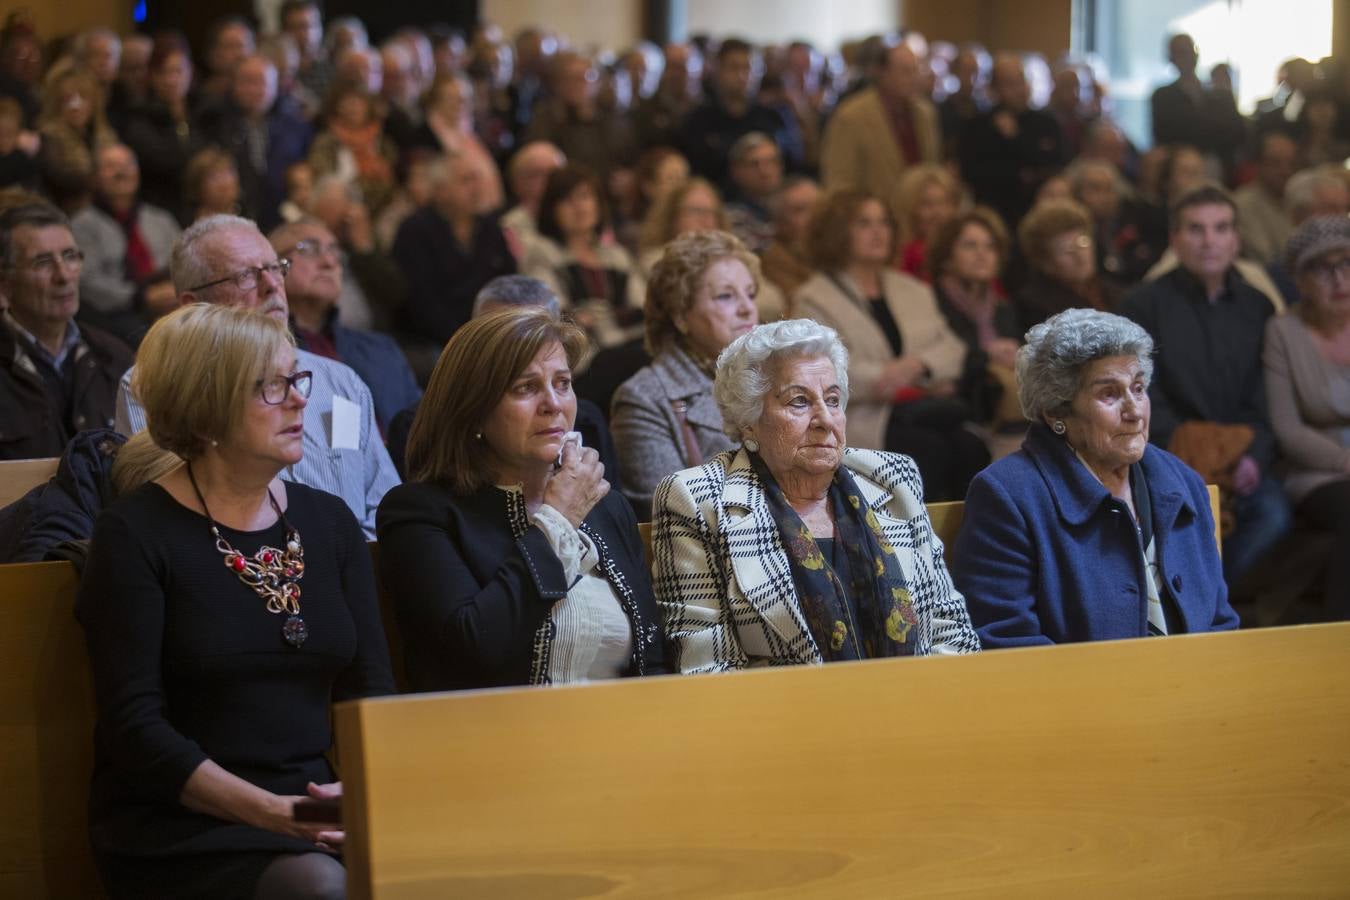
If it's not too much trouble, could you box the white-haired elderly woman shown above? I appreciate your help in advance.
[950,309,1239,650]
[651,319,981,672]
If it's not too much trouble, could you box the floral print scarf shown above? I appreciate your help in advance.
[749,452,918,661]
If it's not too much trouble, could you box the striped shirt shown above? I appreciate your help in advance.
[114,349,399,538]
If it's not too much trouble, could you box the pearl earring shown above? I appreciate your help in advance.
[1052,420,1067,435]
[744,437,760,452]
[474,431,482,440]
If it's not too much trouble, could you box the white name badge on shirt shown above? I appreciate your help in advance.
[331,395,361,450]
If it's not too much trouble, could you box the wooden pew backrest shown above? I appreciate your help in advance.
[336,621,1350,898]
[0,561,102,898]
[0,457,59,508]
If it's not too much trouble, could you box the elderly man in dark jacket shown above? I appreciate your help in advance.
[0,203,132,460]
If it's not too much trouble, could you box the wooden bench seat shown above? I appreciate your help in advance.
[0,486,1225,898]
[335,621,1350,898]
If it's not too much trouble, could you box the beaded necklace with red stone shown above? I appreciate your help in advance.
[187,463,308,648]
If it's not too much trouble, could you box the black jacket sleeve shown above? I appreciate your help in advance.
[375,482,568,679]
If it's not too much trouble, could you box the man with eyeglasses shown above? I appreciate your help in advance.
[268,218,420,431]
[115,214,399,537]
[1122,183,1291,587]
[0,202,133,459]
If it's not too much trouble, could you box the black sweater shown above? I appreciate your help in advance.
[78,481,394,887]
[1121,267,1277,470]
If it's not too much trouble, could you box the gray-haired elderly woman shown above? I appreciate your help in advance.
[950,308,1238,650]
[650,318,980,672]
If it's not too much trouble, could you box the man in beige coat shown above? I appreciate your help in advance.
[820,44,940,215]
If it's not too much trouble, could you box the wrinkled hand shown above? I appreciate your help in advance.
[543,440,609,527]
[1231,455,1260,497]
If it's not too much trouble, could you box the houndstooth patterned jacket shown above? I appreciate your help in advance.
[651,446,980,673]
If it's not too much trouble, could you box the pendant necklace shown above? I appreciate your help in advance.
[187,463,308,648]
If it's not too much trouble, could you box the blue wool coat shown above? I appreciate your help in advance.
[951,423,1239,648]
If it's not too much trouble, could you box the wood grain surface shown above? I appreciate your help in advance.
[0,561,102,898]
[337,620,1350,899]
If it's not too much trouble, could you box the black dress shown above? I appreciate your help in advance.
[78,481,395,900]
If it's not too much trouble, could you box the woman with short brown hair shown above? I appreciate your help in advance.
[611,230,760,515]
[926,206,1022,425]
[793,189,987,500]
[378,306,669,689]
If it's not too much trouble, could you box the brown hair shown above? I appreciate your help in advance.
[1168,180,1238,232]
[644,229,761,355]
[894,164,963,244]
[638,176,725,252]
[537,165,607,245]
[406,307,589,492]
[926,205,1009,279]
[1017,199,1093,273]
[805,189,895,271]
[38,67,113,143]
[183,146,238,210]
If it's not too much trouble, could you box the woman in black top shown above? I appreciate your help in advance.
[120,39,201,223]
[79,304,394,900]
[377,307,668,690]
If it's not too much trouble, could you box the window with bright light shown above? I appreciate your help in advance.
[1080,0,1334,149]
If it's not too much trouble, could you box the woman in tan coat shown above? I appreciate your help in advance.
[792,189,988,500]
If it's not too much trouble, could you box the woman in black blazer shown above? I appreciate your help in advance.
[376,307,668,690]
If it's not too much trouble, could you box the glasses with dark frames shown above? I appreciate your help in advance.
[256,370,313,405]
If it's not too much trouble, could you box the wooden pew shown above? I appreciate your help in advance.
[0,457,59,508]
[335,621,1350,899]
[0,486,1227,898]
[0,561,102,899]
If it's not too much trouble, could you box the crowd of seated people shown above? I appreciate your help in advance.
[4,8,1350,895]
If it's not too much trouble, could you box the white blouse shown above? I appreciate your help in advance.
[529,502,635,682]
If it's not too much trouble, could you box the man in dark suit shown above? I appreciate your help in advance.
[200,54,312,232]
[959,53,1066,229]
[678,38,798,185]
[1150,34,1244,172]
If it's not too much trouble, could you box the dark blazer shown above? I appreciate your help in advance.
[376,482,668,691]
[0,319,133,460]
[951,423,1239,649]
[390,208,516,344]
[958,105,1067,227]
[201,98,312,232]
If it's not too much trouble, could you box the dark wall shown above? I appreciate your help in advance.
[323,0,478,44]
